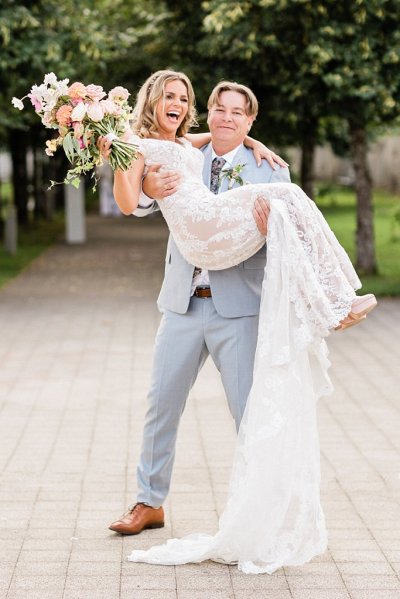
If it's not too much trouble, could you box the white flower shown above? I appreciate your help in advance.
[45,98,57,112]
[12,97,24,110]
[108,86,130,102]
[32,83,47,99]
[43,88,58,103]
[55,78,69,96]
[87,102,104,122]
[71,102,87,121]
[44,72,58,86]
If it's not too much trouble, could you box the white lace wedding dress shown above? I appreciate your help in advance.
[126,136,361,574]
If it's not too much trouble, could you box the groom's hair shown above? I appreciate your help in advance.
[207,82,258,118]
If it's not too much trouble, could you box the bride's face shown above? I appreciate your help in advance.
[156,80,189,138]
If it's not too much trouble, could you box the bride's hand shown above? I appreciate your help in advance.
[245,136,289,169]
[97,135,112,161]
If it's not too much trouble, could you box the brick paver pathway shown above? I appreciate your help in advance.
[0,214,399,599]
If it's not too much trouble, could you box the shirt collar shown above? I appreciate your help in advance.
[211,143,244,168]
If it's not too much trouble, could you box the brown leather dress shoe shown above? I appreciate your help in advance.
[108,503,164,535]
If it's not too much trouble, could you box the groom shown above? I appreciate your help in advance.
[109,81,290,535]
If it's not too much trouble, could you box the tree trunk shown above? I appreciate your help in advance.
[9,129,29,224]
[300,135,315,200]
[349,123,377,275]
[33,142,45,219]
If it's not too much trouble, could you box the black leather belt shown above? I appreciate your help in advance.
[193,287,212,298]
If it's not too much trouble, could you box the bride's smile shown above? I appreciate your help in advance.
[156,80,188,140]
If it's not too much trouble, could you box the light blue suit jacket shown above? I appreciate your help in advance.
[135,142,290,317]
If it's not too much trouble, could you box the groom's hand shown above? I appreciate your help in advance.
[253,197,270,236]
[143,164,182,199]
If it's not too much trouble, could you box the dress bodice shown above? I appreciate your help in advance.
[130,135,266,269]
[133,135,205,188]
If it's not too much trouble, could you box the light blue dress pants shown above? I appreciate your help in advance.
[137,296,259,507]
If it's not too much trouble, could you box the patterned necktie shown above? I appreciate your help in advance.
[210,157,227,194]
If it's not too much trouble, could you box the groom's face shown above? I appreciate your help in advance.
[207,90,254,151]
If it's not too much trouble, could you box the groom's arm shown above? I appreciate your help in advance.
[142,165,182,199]
[134,166,179,217]
[134,165,182,217]
[133,195,159,217]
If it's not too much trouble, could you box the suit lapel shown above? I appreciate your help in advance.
[202,143,213,188]
[231,144,248,170]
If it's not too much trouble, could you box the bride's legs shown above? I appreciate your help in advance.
[335,294,377,331]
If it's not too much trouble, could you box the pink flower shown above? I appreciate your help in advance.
[72,122,84,139]
[55,105,73,126]
[68,82,87,100]
[28,93,42,112]
[108,86,130,103]
[86,84,106,101]
[86,102,104,122]
[100,99,119,115]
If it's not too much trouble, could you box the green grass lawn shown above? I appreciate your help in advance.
[315,184,400,296]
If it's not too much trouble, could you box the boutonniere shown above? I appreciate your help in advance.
[219,163,247,189]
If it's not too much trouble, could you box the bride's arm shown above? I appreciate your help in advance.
[185,132,212,148]
[244,136,289,169]
[113,155,145,215]
[98,133,145,215]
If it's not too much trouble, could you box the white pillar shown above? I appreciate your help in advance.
[66,180,86,244]
[4,204,17,255]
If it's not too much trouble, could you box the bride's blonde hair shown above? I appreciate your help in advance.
[131,70,197,138]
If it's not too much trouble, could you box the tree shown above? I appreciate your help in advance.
[201,0,400,274]
[201,0,335,198]
[0,0,164,223]
[319,0,400,273]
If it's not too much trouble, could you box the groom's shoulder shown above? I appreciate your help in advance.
[200,142,212,155]
[243,146,290,183]
[242,145,271,170]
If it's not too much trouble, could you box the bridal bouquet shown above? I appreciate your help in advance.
[12,73,137,189]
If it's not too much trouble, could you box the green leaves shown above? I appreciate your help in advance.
[62,133,75,164]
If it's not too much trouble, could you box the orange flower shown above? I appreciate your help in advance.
[56,105,73,126]
[68,82,87,100]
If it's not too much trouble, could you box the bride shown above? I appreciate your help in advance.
[99,70,376,574]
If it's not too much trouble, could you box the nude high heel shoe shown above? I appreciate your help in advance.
[335,293,377,331]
